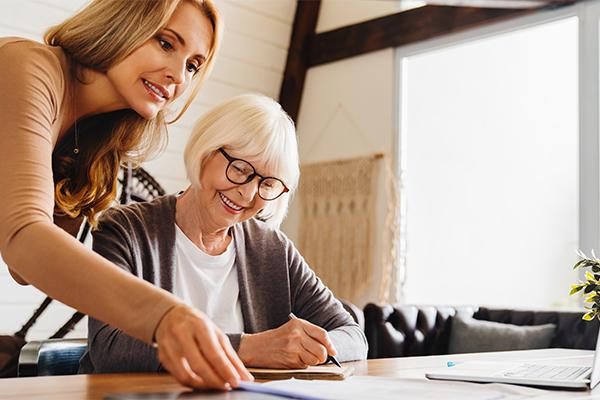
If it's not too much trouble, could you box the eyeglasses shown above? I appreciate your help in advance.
[219,148,289,201]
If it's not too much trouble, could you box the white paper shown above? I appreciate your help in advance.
[263,376,550,400]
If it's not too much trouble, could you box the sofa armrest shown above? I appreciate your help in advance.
[340,300,365,331]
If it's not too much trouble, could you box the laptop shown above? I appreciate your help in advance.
[425,328,600,390]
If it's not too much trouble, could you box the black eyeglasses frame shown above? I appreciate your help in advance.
[218,148,289,201]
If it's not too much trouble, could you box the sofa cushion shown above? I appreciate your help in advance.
[448,314,556,354]
[473,307,600,350]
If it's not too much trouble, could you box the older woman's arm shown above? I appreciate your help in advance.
[285,236,368,362]
[79,209,163,373]
[84,318,242,373]
[237,227,367,367]
[81,318,161,373]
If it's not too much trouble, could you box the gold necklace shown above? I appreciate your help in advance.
[70,72,79,156]
[71,90,79,155]
[73,119,79,155]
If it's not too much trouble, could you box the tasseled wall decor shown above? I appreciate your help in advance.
[298,153,401,304]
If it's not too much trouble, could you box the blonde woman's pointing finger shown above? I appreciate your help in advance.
[154,304,250,389]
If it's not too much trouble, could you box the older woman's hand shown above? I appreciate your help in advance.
[237,317,337,368]
[154,304,254,390]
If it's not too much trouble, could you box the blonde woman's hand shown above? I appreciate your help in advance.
[154,304,253,390]
[237,317,337,368]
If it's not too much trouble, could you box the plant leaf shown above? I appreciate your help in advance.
[585,293,597,303]
[570,284,584,295]
[586,271,596,282]
[583,311,596,321]
[574,260,587,270]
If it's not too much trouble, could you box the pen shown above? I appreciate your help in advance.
[288,312,342,368]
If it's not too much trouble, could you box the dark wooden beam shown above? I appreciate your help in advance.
[422,0,575,8]
[278,1,321,123]
[307,4,570,67]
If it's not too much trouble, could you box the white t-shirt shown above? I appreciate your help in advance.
[172,224,244,334]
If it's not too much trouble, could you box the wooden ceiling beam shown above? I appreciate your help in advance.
[307,5,542,67]
[278,0,321,123]
[420,0,576,9]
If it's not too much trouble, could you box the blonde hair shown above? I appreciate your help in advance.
[184,94,299,228]
[46,0,222,226]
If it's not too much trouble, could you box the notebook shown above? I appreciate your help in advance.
[425,325,600,390]
[248,365,354,381]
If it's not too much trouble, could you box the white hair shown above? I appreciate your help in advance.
[184,93,299,228]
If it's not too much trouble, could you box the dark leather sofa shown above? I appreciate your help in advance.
[362,304,600,359]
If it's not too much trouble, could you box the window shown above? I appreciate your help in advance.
[399,17,579,307]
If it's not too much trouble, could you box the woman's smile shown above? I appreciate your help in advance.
[142,79,169,102]
[218,192,244,214]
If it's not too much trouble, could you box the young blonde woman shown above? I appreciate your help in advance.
[0,0,252,390]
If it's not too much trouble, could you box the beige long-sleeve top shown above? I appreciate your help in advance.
[0,37,179,343]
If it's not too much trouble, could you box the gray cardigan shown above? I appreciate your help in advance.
[79,195,367,373]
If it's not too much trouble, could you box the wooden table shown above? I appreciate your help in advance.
[1,349,599,399]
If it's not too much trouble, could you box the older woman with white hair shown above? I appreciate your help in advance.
[79,94,368,374]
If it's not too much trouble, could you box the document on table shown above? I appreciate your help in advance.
[262,376,551,400]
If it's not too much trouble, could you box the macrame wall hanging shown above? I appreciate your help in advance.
[298,153,402,304]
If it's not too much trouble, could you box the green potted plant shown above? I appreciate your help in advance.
[571,250,600,321]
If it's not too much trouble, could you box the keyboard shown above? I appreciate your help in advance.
[502,364,591,381]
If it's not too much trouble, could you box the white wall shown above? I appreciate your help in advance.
[314,0,421,33]
[0,0,295,340]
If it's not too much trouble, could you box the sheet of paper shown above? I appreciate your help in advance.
[237,381,327,400]
[263,376,550,400]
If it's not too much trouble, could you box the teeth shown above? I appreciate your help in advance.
[219,192,242,211]
[143,79,165,98]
